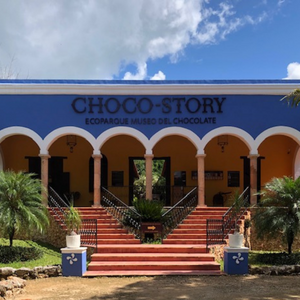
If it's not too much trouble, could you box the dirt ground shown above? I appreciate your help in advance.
[13,275,300,300]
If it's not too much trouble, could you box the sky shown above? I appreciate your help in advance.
[0,0,299,81]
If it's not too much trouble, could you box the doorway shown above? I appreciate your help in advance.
[129,157,171,205]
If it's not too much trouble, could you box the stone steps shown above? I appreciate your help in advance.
[50,206,228,276]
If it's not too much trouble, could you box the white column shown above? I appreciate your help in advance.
[144,154,154,200]
[39,154,50,206]
[249,154,259,205]
[93,154,102,207]
[196,154,206,207]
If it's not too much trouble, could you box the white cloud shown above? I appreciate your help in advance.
[151,71,166,80]
[0,0,272,79]
[285,62,300,79]
[123,63,147,80]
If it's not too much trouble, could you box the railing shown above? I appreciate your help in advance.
[48,186,69,226]
[80,219,98,251]
[101,187,142,239]
[206,187,250,248]
[48,186,98,249]
[161,187,198,238]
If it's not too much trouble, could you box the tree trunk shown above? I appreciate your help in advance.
[9,227,15,247]
[287,229,294,255]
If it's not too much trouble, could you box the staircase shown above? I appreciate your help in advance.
[83,207,226,276]
[49,207,139,245]
[78,208,139,245]
[49,206,227,276]
[163,207,228,244]
[85,244,220,276]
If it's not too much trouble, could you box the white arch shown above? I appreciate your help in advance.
[150,127,203,154]
[43,127,96,155]
[202,126,256,154]
[294,146,300,179]
[0,126,43,149]
[254,126,300,150]
[96,127,151,154]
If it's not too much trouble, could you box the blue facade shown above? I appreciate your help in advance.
[1,93,300,140]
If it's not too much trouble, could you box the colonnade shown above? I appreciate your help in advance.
[40,151,259,207]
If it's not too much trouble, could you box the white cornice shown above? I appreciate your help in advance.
[0,83,299,95]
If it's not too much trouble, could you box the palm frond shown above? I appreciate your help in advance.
[281,89,300,107]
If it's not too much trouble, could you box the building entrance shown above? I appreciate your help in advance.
[129,157,171,205]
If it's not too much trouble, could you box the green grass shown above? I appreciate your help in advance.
[0,238,61,269]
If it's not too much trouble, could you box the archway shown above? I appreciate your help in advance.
[204,135,249,206]
[153,135,198,206]
[101,134,146,205]
[0,134,40,174]
[48,135,93,206]
[258,134,299,186]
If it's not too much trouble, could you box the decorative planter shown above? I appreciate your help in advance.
[228,233,244,248]
[224,246,249,275]
[66,234,81,248]
[61,247,87,276]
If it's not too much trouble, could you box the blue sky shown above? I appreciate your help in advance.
[0,0,299,80]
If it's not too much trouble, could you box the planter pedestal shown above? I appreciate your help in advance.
[61,247,87,276]
[224,246,249,275]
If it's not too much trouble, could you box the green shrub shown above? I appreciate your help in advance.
[0,246,43,263]
[249,251,300,265]
[133,199,164,222]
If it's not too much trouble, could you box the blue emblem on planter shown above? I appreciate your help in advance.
[232,253,244,264]
[67,253,78,265]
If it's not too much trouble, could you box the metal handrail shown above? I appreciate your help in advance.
[48,186,98,249]
[101,187,142,239]
[48,186,69,208]
[161,187,198,238]
[206,187,250,248]
[48,186,69,227]
[80,219,98,251]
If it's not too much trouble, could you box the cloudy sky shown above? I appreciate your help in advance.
[0,0,299,80]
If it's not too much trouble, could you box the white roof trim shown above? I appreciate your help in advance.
[0,83,299,95]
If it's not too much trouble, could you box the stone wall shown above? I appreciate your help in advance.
[36,212,66,249]
[0,266,62,280]
[0,266,62,299]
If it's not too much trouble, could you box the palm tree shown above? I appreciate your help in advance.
[0,171,49,247]
[254,176,300,254]
[281,88,300,107]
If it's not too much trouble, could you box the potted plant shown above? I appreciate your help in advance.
[65,206,82,248]
[228,190,245,248]
[228,224,244,248]
[133,198,165,241]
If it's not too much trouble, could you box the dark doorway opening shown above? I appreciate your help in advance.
[240,156,265,202]
[129,157,171,205]
[26,156,69,197]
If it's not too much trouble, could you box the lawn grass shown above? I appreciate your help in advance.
[0,238,61,269]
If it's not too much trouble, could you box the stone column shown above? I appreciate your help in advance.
[196,154,206,207]
[249,154,259,205]
[39,154,50,206]
[144,154,154,200]
[93,154,102,207]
